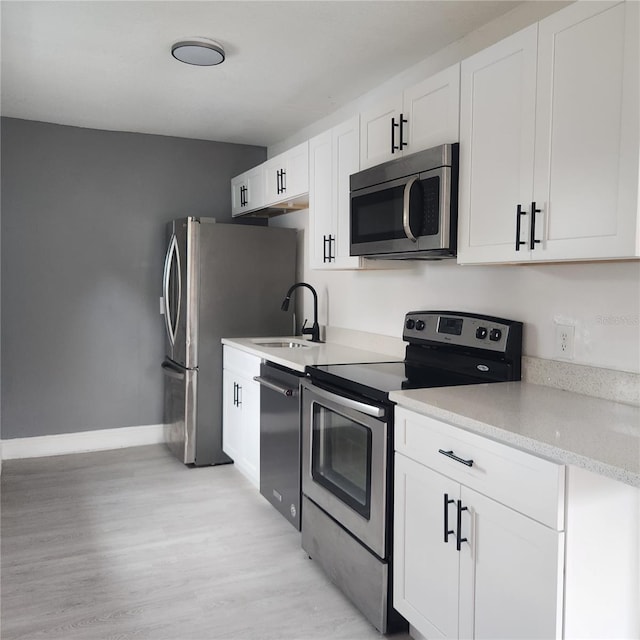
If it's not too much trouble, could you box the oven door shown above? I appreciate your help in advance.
[350,166,452,257]
[300,379,390,560]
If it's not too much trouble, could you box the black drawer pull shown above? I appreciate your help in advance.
[443,493,455,543]
[438,449,474,467]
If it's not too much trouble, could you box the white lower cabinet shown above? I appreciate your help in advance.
[393,406,640,640]
[395,454,563,640]
[393,407,565,640]
[222,346,261,488]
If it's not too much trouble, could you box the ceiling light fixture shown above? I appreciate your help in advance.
[171,38,225,66]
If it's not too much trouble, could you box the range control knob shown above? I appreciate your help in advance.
[415,320,426,331]
[476,327,488,339]
[405,318,416,330]
[489,328,502,342]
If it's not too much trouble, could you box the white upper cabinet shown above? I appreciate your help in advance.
[231,165,265,217]
[230,141,309,216]
[309,116,362,270]
[458,0,639,264]
[532,0,638,262]
[360,64,460,169]
[263,141,309,206]
[458,25,538,264]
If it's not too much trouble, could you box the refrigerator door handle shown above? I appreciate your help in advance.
[162,360,186,380]
[163,234,181,347]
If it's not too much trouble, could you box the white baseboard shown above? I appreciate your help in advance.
[1,424,166,460]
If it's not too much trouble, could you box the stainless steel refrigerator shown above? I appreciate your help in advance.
[161,217,296,466]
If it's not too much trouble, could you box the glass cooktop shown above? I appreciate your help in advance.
[308,360,486,403]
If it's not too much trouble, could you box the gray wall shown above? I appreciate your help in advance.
[1,117,266,439]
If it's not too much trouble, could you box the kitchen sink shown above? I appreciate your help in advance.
[254,341,314,349]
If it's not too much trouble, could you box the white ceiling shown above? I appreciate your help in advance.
[1,1,523,147]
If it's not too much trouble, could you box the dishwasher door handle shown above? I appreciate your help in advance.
[253,376,298,398]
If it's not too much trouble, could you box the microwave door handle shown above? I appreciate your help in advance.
[403,176,419,242]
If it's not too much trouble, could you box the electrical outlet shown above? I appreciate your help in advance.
[555,323,574,359]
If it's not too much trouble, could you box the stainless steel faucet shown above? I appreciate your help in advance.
[281,282,322,343]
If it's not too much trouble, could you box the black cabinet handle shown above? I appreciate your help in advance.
[323,235,329,263]
[530,201,541,250]
[399,113,408,150]
[329,235,335,262]
[279,169,286,194]
[444,493,455,543]
[438,449,474,467]
[233,382,243,407]
[276,170,281,194]
[391,117,397,153]
[515,204,526,251]
[456,500,468,551]
[392,114,408,153]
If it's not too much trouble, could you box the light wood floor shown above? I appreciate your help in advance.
[1,445,411,640]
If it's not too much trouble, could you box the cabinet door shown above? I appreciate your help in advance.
[282,141,309,200]
[458,487,564,640]
[309,130,334,269]
[222,369,242,463]
[360,93,403,169]
[237,372,260,488]
[403,64,460,154]
[231,174,247,217]
[333,116,361,269]
[263,143,309,205]
[457,25,538,264]
[263,156,281,205]
[245,165,265,212]
[532,0,639,261]
[394,454,461,640]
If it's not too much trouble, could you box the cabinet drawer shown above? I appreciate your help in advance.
[223,345,262,378]
[395,407,564,530]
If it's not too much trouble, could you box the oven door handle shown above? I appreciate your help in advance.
[253,376,298,398]
[307,384,385,418]
[402,175,419,243]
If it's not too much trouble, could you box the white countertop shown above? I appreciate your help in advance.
[221,336,398,373]
[389,382,640,488]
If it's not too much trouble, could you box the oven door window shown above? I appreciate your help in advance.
[311,403,372,519]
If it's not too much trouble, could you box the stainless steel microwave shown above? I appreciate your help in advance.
[349,143,458,259]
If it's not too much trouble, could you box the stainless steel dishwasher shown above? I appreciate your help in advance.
[254,361,304,530]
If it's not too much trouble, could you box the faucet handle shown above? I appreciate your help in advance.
[301,319,311,335]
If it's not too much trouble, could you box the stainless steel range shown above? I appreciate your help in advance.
[300,311,523,634]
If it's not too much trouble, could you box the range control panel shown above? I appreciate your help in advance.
[403,311,523,355]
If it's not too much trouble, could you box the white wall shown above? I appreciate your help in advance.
[268,0,640,375]
[271,211,640,374]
